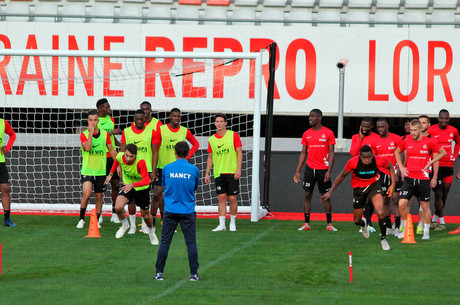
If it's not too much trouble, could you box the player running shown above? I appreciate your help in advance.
[375,117,402,235]
[120,110,159,236]
[77,110,117,229]
[0,117,17,227]
[350,117,380,233]
[428,109,460,231]
[321,145,395,251]
[395,119,446,240]
[151,108,199,229]
[106,144,158,245]
[96,98,122,224]
[205,113,243,232]
[293,109,337,231]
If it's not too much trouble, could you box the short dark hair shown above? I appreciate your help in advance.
[376,117,388,124]
[169,108,181,115]
[214,113,227,121]
[411,119,422,127]
[405,118,412,123]
[88,110,98,117]
[96,98,108,109]
[125,143,138,155]
[140,101,151,108]
[360,145,373,154]
[439,109,449,115]
[134,109,144,116]
[175,141,189,158]
[310,109,322,116]
[361,116,373,124]
[418,115,429,120]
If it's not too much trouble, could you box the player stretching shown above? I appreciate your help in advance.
[428,109,460,231]
[375,117,402,235]
[77,110,117,229]
[120,110,159,236]
[106,144,158,245]
[321,145,395,251]
[152,108,199,229]
[293,109,337,231]
[96,98,122,224]
[205,113,243,232]
[350,117,380,233]
[395,120,446,240]
[0,117,16,227]
[139,101,163,233]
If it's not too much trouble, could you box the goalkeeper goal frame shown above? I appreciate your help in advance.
[0,49,267,222]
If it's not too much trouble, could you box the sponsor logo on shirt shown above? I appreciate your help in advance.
[134,140,141,145]
[218,144,224,148]
[170,139,177,142]
[92,143,100,148]
[100,121,107,125]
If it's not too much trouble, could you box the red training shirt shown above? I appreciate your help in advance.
[345,155,389,188]
[350,132,380,156]
[428,124,460,167]
[398,136,441,180]
[80,130,112,145]
[156,124,200,160]
[2,120,16,153]
[375,132,402,174]
[110,155,150,188]
[207,131,242,153]
[301,126,336,170]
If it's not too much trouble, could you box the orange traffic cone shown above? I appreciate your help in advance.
[401,214,416,244]
[85,209,101,238]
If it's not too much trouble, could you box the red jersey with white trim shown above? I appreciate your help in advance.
[345,155,389,188]
[350,132,380,156]
[398,136,441,180]
[428,124,460,167]
[375,132,402,175]
[301,126,335,170]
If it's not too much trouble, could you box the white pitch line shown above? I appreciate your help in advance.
[150,223,280,300]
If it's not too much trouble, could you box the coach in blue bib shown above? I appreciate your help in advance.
[155,141,200,281]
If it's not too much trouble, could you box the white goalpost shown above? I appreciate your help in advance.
[0,49,268,222]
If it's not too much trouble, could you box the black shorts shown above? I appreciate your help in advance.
[81,175,106,193]
[0,163,9,184]
[119,185,151,210]
[153,169,162,187]
[106,157,120,180]
[302,165,331,194]
[352,181,383,209]
[378,171,392,194]
[434,166,454,189]
[215,174,239,195]
[399,177,431,202]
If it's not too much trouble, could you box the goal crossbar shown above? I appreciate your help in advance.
[0,49,266,222]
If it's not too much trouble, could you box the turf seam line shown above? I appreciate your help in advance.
[150,223,281,300]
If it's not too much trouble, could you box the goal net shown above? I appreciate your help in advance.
[0,49,266,221]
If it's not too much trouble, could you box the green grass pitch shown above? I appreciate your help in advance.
[1,215,460,305]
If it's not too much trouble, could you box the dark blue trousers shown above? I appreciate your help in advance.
[155,211,199,274]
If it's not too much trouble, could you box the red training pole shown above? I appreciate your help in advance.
[348,251,352,282]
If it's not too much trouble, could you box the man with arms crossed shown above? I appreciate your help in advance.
[120,110,159,236]
[0,116,16,227]
[96,98,122,224]
[205,113,243,232]
[428,109,460,231]
[293,109,337,231]
[106,144,158,245]
[155,142,200,281]
[321,145,395,251]
[77,110,117,229]
[395,119,446,240]
[152,108,199,229]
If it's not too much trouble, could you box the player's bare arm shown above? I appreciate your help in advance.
[325,144,335,182]
[387,162,396,197]
[204,153,213,185]
[394,147,408,178]
[234,146,243,180]
[151,143,159,180]
[320,167,350,202]
[294,145,308,183]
